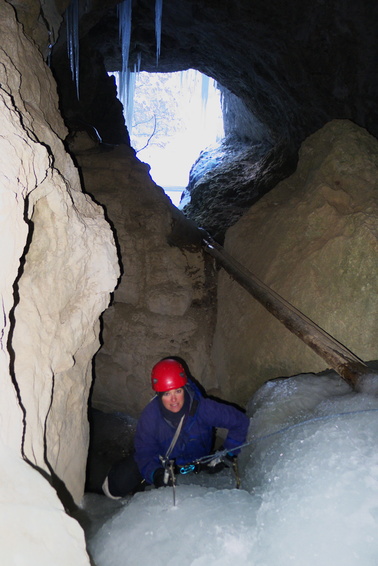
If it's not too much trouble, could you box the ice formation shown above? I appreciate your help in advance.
[125,53,142,133]
[201,74,210,112]
[117,0,132,130]
[66,0,79,98]
[83,370,378,566]
[117,0,162,129]
[155,0,163,65]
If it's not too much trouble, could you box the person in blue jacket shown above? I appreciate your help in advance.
[102,357,250,498]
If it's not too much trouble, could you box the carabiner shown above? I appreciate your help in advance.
[179,464,196,475]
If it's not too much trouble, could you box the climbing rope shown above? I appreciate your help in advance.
[162,406,378,504]
[183,407,378,470]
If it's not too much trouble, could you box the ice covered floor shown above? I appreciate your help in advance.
[82,371,378,566]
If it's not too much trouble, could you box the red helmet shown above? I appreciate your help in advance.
[151,359,188,392]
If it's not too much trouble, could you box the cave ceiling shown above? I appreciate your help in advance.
[46,0,378,236]
[76,0,378,142]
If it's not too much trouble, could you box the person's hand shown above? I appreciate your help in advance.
[153,467,173,488]
[217,445,238,463]
[206,460,226,474]
[205,451,227,474]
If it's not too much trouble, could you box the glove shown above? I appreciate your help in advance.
[204,451,227,474]
[205,460,226,474]
[216,445,238,463]
[153,467,172,488]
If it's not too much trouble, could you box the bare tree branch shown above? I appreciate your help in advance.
[135,114,158,153]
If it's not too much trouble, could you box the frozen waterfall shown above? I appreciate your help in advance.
[82,369,378,566]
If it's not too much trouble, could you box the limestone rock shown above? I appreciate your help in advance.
[0,442,90,566]
[75,145,217,416]
[213,120,378,406]
[1,0,118,527]
[8,0,68,57]
[0,2,93,562]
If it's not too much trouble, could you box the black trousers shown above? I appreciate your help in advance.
[107,455,146,497]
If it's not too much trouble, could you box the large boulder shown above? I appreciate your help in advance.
[212,120,378,406]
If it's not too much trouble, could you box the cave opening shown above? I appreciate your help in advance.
[110,68,224,206]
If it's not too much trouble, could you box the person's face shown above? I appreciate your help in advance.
[161,388,185,413]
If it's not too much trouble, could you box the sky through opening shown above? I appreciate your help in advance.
[111,70,224,206]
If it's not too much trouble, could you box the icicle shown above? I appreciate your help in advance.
[126,70,136,135]
[66,0,80,98]
[134,52,142,74]
[118,0,132,72]
[125,54,142,136]
[118,0,133,128]
[201,74,210,112]
[155,0,163,66]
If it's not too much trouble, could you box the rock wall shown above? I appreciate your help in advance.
[73,140,217,417]
[0,445,90,566]
[2,0,378,561]
[212,120,378,406]
[1,1,118,562]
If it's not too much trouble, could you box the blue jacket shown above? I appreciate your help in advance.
[134,382,250,484]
